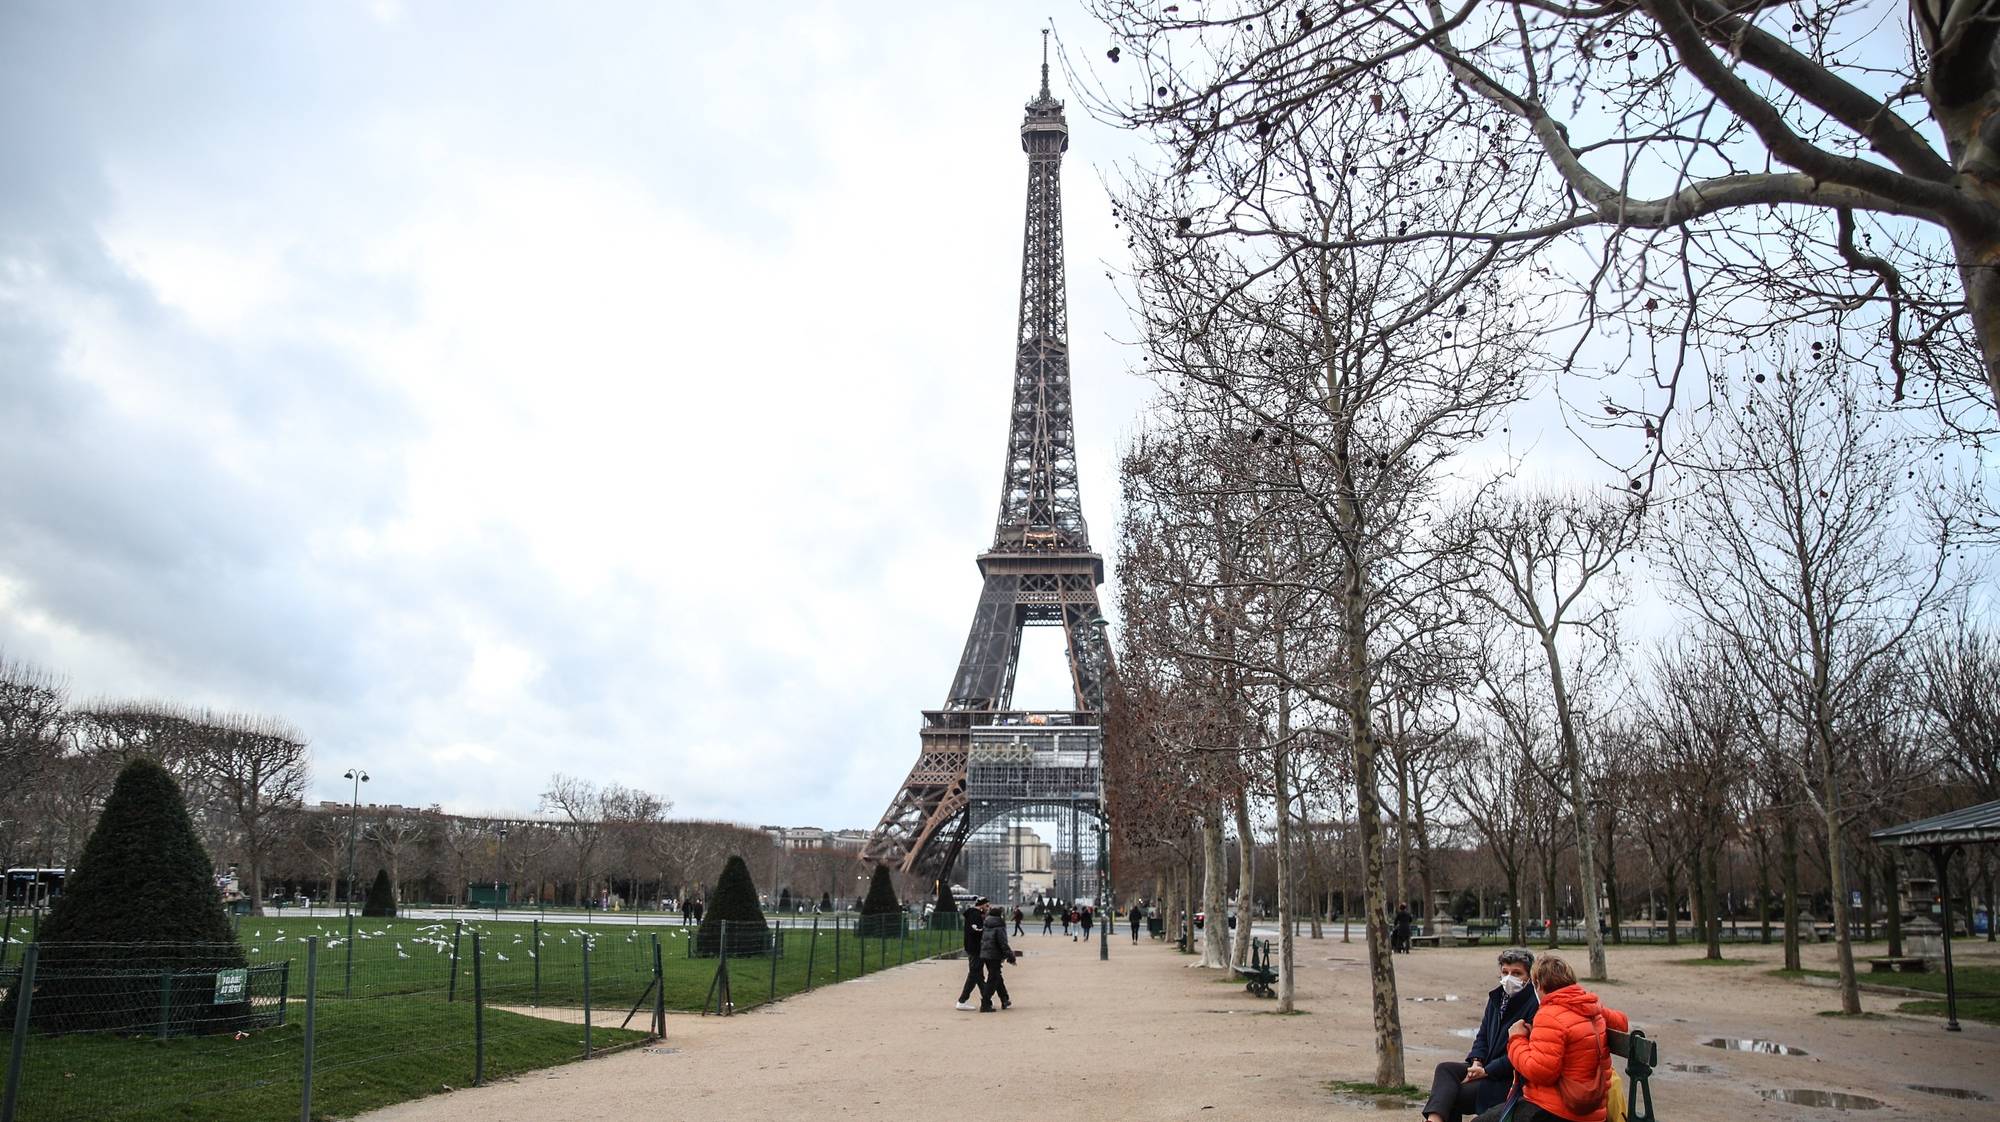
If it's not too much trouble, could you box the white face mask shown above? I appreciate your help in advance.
[1498,974,1527,995]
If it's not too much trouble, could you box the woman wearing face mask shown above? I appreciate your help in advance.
[1419,949,1539,1122]
[1499,954,1629,1122]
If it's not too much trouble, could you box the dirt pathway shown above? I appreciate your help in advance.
[359,929,1999,1121]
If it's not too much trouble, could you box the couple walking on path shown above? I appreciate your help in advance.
[952,897,1019,1012]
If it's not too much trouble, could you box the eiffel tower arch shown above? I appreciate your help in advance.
[863,39,1114,895]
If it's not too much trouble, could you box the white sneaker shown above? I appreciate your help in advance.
[955,1001,976,1011]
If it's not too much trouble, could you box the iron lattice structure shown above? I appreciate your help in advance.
[864,44,1114,885]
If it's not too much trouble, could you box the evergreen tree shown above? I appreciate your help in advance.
[693,854,769,957]
[7,757,251,1035]
[362,868,397,917]
[929,880,959,929]
[858,864,905,939]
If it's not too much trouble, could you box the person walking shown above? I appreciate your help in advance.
[1080,906,1094,941]
[954,897,990,1011]
[1419,948,1539,1122]
[1501,954,1629,1122]
[1012,905,1025,936]
[1129,902,1144,944]
[1393,904,1414,954]
[1042,905,1055,935]
[1063,906,1074,936]
[978,906,1017,1011]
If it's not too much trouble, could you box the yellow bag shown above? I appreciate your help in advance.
[1605,1067,1628,1122]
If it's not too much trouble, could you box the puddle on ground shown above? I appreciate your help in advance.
[1409,995,1462,1003]
[1756,1090,1883,1110]
[1907,1085,1991,1101]
[1450,1028,1478,1038]
[1703,1038,1809,1055]
[1666,1063,1714,1074]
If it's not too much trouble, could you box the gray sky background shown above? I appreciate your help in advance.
[0,2,1716,828]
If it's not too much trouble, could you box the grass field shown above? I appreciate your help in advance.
[0,913,957,1121]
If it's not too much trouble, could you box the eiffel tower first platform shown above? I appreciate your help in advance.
[862,41,1114,892]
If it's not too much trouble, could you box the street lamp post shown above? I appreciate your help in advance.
[495,824,509,918]
[1080,613,1113,964]
[342,767,368,997]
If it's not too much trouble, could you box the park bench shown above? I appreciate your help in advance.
[1607,1027,1659,1122]
[1864,955,1929,974]
[1410,934,1443,949]
[1235,937,1278,997]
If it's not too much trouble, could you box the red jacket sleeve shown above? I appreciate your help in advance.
[1506,1016,1567,1087]
[1605,1007,1629,1033]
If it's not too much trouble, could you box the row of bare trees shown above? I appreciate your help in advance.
[0,670,870,913]
[1080,0,1996,1086]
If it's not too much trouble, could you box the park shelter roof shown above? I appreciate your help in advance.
[1869,798,2000,848]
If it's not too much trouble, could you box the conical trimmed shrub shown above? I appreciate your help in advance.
[928,880,958,929]
[857,864,905,939]
[362,868,396,917]
[6,757,250,1035]
[693,854,769,957]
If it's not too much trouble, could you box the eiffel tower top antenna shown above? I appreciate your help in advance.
[1040,28,1050,97]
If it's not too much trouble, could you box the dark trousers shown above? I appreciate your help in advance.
[1043,916,1053,933]
[1130,921,1141,943]
[1473,1101,1576,1122]
[978,959,1009,1008]
[1421,1062,1482,1121]
[957,956,983,1002]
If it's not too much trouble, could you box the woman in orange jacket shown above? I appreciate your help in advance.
[1499,954,1628,1122]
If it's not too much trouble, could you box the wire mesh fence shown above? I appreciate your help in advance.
[0,907,954,1122]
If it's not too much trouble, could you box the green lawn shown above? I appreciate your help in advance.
[0,1001,649,1122]
[1,915,957,1121]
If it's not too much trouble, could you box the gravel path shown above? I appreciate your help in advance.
[358,928,1999,1121]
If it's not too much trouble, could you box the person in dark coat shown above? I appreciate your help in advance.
[1392,905,1414,953]
[1080,906,1094,939]
[1420,948,1540,1122]
[1129,902,1144,943]
[954,897,989,1010]
[1012,906,1025,936]
[978,909,1017,1011]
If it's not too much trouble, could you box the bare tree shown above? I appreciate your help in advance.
[181,712,310,916]
[1657,368,1964,1012]
[1454,488,1641,979]
[1083,0,2000,441]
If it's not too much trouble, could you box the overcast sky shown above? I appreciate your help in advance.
[1,3,1701,831]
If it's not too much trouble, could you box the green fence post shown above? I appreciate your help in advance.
[768,928,779,1004]
[804,915,819,993]
[650,934,665,1038]
[157,969,173,1040]
[532,918,542,1008]
[2,943,37,1122]
[300,937,317,1122]
[472,931,485,1087]
[582,933,593,1059]
[900,917,908,964]
[448,920,463,1002]
[344,909,356,997]
[0,901,13,971]
[833,922,841,981]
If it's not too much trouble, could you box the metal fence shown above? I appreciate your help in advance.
[0,909,954,1122]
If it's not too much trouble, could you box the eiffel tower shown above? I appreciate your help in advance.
[862,38,1113,884]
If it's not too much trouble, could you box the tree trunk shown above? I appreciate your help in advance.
[1505,871,1523,945]
[1816,725,1863,1013]
[1300,810,1324,940]
[1702,843,1724,960]
[1782,810,1802,970]
[1273,695,1297,1012]
[1348,580,1404,1085]
[1601,818,1622,945]
[1413,797,1436,938]
[1395,753,1411,924]
[1234,787,1255,967]
[1201,809,1231,968]
[1664,869,1681,947]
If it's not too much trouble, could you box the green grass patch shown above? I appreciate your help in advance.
[1897,997,2000,1025]
[0,1001,648,1122]
[1327,1080,1422,1098]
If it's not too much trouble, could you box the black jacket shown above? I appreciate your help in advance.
[979,913,1014,961]
[961,906,985,957]
[1466,982,1539,1113]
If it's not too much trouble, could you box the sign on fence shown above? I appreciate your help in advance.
[213,968,248,1004]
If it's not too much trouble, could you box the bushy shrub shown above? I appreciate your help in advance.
[5,758,251,1035]
[362,869,396,917]
[693,854,770,957]
[857,864,906,939]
